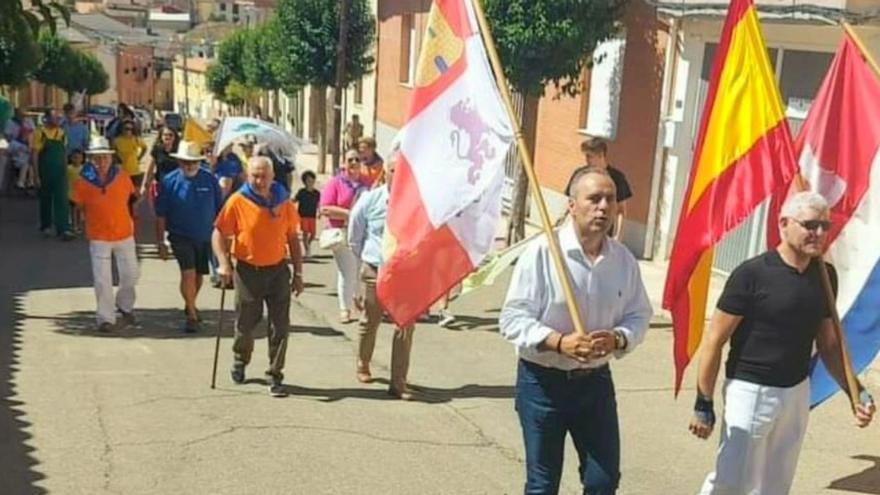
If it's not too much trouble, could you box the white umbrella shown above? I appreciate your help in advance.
[214,117,306,159]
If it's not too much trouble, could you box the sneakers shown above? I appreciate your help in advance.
[97,321,115,333]
[118,308,136,327]
[231,363,246,384]
[40,227,54,238]
[437,310,456,328]
[58,231,76,242]
[388,384,414,401]
[268,374,287,397]
[184,318,200,334]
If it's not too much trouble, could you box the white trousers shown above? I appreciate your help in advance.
[332,245,359,311]
[89,237,139,324]
[699,378,810,495]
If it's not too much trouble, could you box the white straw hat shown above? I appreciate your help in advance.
[170,140,206,161]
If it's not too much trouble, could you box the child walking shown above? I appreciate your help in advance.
[294,170,320,257]
[67,148,85,234]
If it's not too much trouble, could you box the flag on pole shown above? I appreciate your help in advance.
[765,33,880,406]
[183,117,213,148]
[662,0,799,393]
[377,0,514,328]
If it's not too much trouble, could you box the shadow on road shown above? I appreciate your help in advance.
[829,455,880,494]
[278,377,513,404]
[44,309,345,340]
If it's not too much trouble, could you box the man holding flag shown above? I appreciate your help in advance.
[689,192,874,494]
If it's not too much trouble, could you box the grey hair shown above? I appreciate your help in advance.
[567,166,612,199]
[780,191,829,219]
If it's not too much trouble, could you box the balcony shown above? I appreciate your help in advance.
[652,0,880,24]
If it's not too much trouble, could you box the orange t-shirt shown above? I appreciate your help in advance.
[214,192,301,266]
[362,164,384,188]
[71,169,135,242]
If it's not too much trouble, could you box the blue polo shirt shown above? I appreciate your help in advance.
[155,167,223,242]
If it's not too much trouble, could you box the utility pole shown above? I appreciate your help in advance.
[330,0,350,172]
[182,36,190,117]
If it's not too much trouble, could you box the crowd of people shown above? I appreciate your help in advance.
[2,100,875,493]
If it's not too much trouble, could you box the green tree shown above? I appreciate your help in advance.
[74,51,109,97]
[274,0,375,172]
[34,30,77,101]
[483,0,627,242]
[0,0,70,86]
[207,30,255,112]
[0,14,42,86]
[243,21,284,119]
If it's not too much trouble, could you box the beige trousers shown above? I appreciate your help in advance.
[357,263,414,388]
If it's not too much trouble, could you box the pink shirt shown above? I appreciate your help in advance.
[319,174,366,228]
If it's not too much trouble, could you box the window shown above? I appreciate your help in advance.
[353,77,363,105]
[220,3,226,11]
[581,37,627,139]
[399,14,417,85]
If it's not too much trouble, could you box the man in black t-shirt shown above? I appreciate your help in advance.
[688,191,875,494]
[564,137,632,241]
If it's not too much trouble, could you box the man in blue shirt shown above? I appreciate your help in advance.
[62,103,89,160]
[155,140,223,332]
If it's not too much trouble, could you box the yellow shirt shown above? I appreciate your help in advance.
[33,127,66,154]
[67,165,81,200]
[113,135,146,176]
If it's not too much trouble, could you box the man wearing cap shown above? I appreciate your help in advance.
[212,156,304,397]
[71,136,140,332]
[155,140,223,333]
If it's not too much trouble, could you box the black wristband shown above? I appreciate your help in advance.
[694,394,714,412]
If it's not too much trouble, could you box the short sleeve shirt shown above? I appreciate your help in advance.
[214,192,301,267]
[151,146,179,183]
[113,136,146,176]
[294,188,320,218]
[71,169,136,241]
[319,175,366,228]
[155,168,223,242]
[718,251,838,387]
[564,164,633,202]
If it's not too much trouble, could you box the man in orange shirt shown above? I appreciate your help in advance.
[212,157,304,397]
[71,136,140,332]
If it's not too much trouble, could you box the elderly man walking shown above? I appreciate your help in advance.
[690,191,875,495]
[155,140,223,333]
[212,157,304,397]
[348,154,415,400]
[71,136,140,332]
[500,166,652,494]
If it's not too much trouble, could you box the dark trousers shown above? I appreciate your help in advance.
[38,148,69,234]
[515,359,620,495]
[233,262,291,379]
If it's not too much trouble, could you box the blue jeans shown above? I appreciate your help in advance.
[515,359,620,495]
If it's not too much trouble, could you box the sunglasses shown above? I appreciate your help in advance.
[347,157,361,164]
[793,219,832,232]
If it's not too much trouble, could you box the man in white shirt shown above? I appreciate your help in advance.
[500,166,652,494]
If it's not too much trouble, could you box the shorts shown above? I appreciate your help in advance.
[301,217,317,236]
[169,234,211,275]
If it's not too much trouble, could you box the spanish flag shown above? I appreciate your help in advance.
[662,0,798,393]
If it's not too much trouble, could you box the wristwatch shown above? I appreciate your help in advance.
[613,330,627,351]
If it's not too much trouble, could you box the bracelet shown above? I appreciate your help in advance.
[556,334,564,354]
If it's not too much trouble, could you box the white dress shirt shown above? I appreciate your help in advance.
[500,221,652,370]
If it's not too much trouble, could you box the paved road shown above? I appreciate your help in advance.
[1,193,878,494]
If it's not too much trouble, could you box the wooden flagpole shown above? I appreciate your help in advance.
[471,0,587,336]
[791,173,860,410]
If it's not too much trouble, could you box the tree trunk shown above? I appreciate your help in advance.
[273,88,281,125]
[315,85,328,174]
[507,94,541,244]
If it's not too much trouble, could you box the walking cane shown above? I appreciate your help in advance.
[211,284,226,389]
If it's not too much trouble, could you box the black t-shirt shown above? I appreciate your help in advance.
[564,164,633,202]
[718,251,838,387]
[294,188,320,218]
[151,146,178,183]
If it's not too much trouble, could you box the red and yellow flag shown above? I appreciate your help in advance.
[662,0,798,393]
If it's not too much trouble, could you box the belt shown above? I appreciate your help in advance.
[236,260,287,272]
[521,359,609,380]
